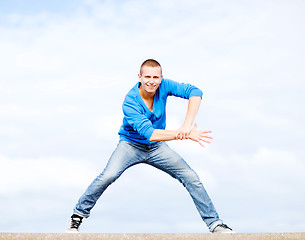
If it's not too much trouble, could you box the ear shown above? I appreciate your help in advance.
[138,73,141,81]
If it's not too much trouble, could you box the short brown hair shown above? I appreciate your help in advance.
[140,59,162,75]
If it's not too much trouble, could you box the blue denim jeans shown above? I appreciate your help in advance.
[74,141,222,231]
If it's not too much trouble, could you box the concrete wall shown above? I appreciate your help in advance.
[1,233,305,240]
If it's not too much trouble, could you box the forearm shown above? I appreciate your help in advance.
[149,129,179,142]
[149,125,212,148]
[183,96,201,127]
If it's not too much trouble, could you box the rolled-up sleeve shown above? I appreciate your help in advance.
[164,79,203,99]
[123,101,155,140]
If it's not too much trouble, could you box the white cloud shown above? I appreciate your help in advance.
[213,98,293,127]
[0,124,24,136]
[15,50,60,70]
[0,104,40,117]
[196,146,305,199]
[0,155,97,195]
[90,114,122,139]
[34,74,123,94]
[55,105,80,114]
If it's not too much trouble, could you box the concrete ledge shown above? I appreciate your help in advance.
[1,233,305,240]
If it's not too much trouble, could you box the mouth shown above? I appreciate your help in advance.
[146,84,156,90]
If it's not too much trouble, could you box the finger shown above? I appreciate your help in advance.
[198,141,205,148]
[202,135,213,139]
[181,132,189,139]
[177,133,184,139]
[199,137,211,144]
[198,133,212,139]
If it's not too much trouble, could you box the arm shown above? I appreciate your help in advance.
[149,129,179,142]
[163,79,203,139]
[177,96,202,139]
[149,124,212,147]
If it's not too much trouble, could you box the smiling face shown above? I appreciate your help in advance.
[138,66,163,97]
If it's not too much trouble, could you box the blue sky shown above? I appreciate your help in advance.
[0,0,305,233]
[0,0,82,14]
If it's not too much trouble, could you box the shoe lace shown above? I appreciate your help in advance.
[71,217,82,229]
[217,223,232,230]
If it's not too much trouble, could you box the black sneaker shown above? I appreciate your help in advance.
[212,223,235,233]
[66,214,83,233]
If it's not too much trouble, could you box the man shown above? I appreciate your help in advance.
[66,59,234,233]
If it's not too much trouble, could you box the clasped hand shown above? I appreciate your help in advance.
[176,123,212,147]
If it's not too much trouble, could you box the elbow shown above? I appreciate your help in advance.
[149,130,156,141]
[189,88,203,99]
